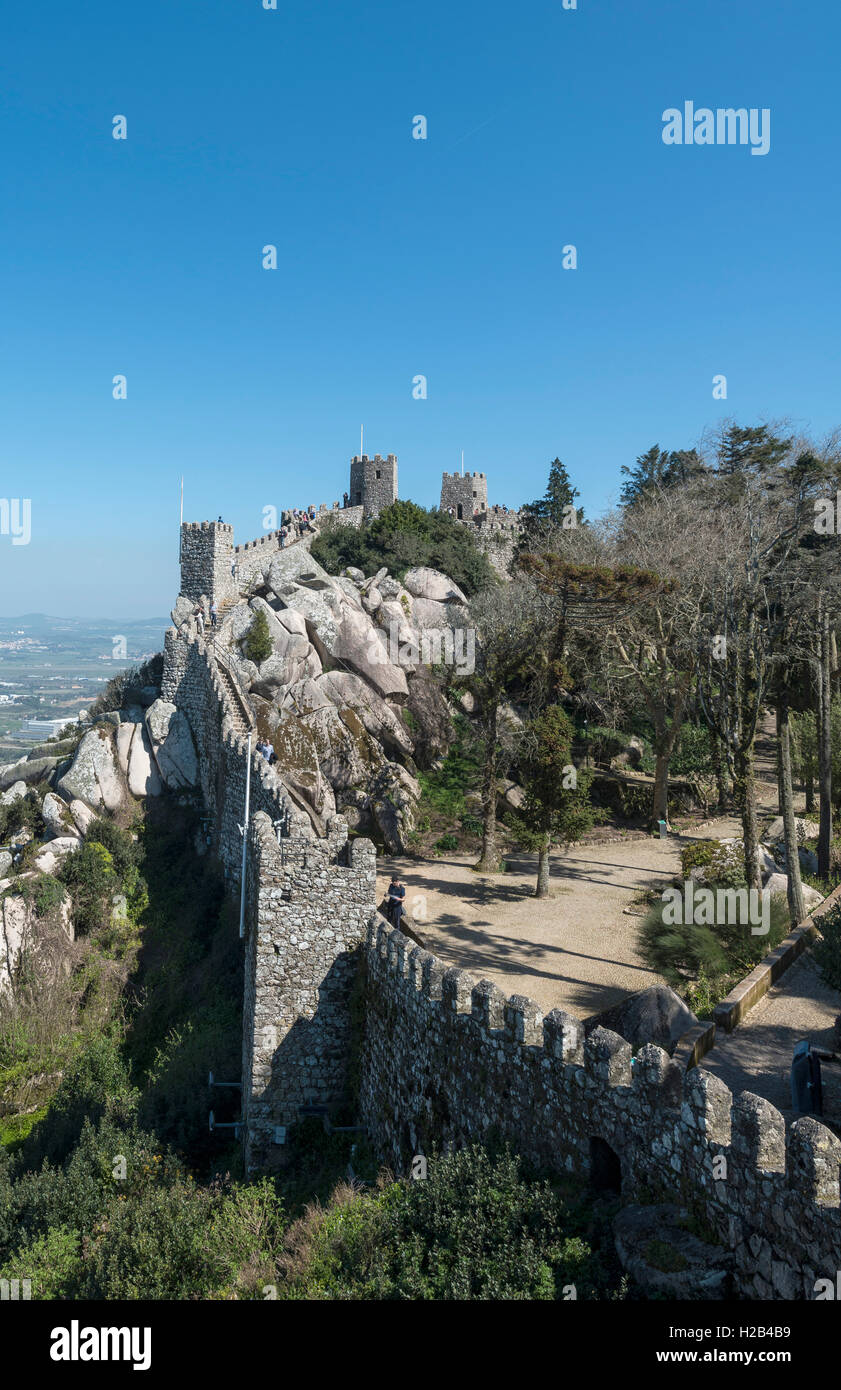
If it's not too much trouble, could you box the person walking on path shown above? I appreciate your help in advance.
[387,875,406,929]
[193,604,205,636]
[210,600,218,629]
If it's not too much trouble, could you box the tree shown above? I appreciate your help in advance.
[696,424,811,891]
[509,706,594,897]
[516,550,663,707]
[311,500,497,596]
[243,609,273,665]
[606,486,720,829]
[462,584,544,872]
[619,444,705,508]
[519,459,584,548]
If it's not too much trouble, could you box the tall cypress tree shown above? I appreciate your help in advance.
[520,458,584,545]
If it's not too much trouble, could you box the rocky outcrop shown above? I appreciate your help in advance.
[41,792,79,840]
[144,700,199,789]
[115,720,164,797]
[264,549,408,700]
[33,837,82,875]
[0,887,74,999]
[315,671,413,758]
[587,984,698,1056]
[1,780,28,806]
[56,728,130,813]
[404,668,453,768]
[0,757,61,793]
[368,763,421,854]
[403,566,467,605]
[69,799,97,836]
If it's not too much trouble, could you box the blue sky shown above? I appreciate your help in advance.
[1,0,839,616]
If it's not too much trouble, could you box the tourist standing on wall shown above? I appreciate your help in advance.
[387,875,405,928]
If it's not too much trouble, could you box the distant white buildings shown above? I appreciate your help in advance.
[20,717,70,741]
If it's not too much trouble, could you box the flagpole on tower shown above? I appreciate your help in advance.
[179,476,184,562]
[360,425,364,458]
[461,450,464,477]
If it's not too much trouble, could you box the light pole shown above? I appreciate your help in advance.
[239,732,252,939]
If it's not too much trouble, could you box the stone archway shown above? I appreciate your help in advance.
[589,1136,622,1193]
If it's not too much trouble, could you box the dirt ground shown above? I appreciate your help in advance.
[376,717,833,1028]
[378,825,717,1021]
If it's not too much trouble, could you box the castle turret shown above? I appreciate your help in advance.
[349,454,398,520]
[179,521,236,605]
[440,471,488,521]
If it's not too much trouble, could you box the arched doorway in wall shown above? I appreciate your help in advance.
[457,504,463,519]
[589,1136,622,1193]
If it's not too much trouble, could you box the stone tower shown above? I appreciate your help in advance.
[349,454,398,520]
[179,521,236,605]
[440,471,488,521]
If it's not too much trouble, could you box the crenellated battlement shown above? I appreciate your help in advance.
[359,914,841,1298]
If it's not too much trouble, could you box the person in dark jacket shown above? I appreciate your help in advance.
[387,875,406,928]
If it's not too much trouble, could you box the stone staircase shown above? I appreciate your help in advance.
[215,658,252,735]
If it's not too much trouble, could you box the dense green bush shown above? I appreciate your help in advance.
[17,872,68,919]
[243,609,273,665]
[311,500,497,597]
[58,840,119,934]
[670,724,715,778]
[285,1145,619,1301]
[680,839,719,878]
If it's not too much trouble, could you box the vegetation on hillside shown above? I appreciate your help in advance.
[311,500,497,596]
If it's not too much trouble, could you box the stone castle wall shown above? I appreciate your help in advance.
[161,627,307,880]
[242,811,376,1170]
[162,623,376,1170]
[358,914,841,1300]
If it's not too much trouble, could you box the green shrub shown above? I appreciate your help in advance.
[286,1145,616,1301]
[77,1177,222,1299]
[312,501,497,597]
[417,715,482,825]
[0,790,45,846]
[670,724,714,778]
[58,841,118,934]
[639,890,791,999]
[18,872,68,919]
[0,1225,83,1300]
[680,840,719,878]
[243,609,273,665]
[814,902,841,992]
[434,833,459,852]
[18,1030,137,1172]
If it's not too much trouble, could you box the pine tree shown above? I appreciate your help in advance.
[519,459,583,545]
[243,609,273,665]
